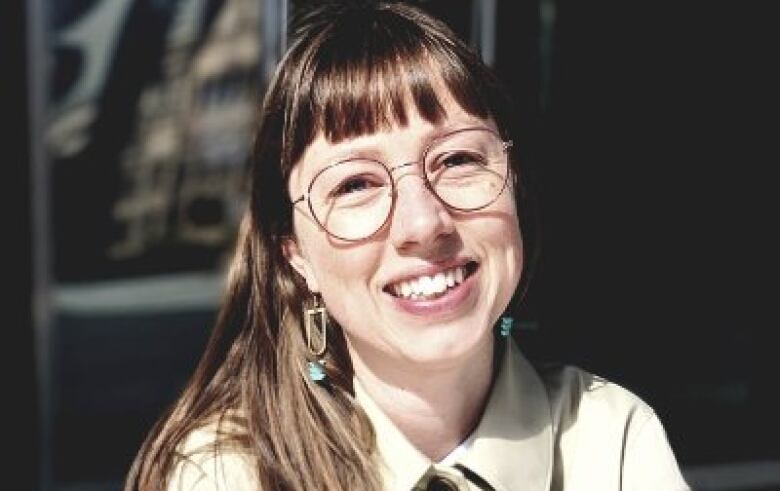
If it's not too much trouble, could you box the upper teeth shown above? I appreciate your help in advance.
[391,266,467,298]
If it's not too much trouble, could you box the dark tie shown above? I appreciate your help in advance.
[425,474,459,491]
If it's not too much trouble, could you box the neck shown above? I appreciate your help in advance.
[350,337,496,461]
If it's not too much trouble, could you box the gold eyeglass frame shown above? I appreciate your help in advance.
[291,126,513,242]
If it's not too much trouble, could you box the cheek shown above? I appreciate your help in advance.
[478,195,523,252]
[507,214,524,281]
[313,250,383,342]
[479,201,524,287]
[306,240,382,308]
[501,194,524,257]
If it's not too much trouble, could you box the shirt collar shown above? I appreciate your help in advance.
[353,376,430,490]
[354,339,554,491]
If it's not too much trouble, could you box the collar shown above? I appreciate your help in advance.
[354,339,554,491]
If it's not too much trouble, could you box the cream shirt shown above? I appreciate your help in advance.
[169,340,690,490]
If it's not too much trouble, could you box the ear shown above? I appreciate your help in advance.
[282,237,320,293]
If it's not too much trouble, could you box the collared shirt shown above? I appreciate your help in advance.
[356,339,691,491]
[169,340,690,490]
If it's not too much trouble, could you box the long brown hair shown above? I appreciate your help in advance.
[125,3,533,490]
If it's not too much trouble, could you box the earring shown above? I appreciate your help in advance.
[498,316,515,337]
[305,295,328,383]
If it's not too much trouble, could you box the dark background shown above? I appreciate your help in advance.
[8,0,38,487]
[11,0,776,489]
[528,1,775,467]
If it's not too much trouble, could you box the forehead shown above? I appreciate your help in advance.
[288,94,496,195]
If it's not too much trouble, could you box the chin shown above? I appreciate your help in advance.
[392,324,494,367]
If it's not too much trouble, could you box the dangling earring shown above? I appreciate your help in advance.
[305,295,328,383]
[498,316,515,337]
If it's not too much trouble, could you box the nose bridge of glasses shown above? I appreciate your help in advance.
[389,160,419,175]
[389,160,428,188]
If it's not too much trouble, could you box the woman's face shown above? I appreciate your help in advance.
[286,92,523,372]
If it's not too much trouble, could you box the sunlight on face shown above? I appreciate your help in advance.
[286,91,523,375]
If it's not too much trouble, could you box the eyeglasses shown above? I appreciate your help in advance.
[291,127,513,241]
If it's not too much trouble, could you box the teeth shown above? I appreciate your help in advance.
[391,265,470,300]
[434,272,446,291]
[401,281,412,297]
[412,279,423,295]
[420,276,433,294]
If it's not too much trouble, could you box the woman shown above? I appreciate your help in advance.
[126,3,690,490]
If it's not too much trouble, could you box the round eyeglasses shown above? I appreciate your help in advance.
[291,127,513,242]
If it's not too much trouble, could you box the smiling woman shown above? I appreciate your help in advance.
[124,3,690,491]
[285,98,523,372]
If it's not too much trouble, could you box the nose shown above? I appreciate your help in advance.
[389,171,456,252]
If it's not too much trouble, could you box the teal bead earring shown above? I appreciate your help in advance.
[499,316,515,337]
[308,360,327,382]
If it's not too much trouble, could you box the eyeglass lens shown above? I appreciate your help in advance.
[308,128,508,241]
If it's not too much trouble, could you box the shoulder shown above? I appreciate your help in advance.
[167,423,260,491]
[537,363,654,429]
[536,363,658,453]
[534,363,690,490]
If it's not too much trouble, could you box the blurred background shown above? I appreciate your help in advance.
[9,0,776,490]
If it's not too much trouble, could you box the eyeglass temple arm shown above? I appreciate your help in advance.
[291,194,306,205]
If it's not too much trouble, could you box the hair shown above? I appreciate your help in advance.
[125,2,537,490]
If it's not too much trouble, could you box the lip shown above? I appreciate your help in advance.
[382,260,479,317]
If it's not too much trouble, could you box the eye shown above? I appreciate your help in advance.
[438,151,486,169]
[330,174,383,197]
[336,177,369,194]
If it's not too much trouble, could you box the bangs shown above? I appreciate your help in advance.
[281,4,501,172]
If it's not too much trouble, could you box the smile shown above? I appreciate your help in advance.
[385,262,479,300]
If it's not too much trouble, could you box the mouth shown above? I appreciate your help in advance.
[383,261,479,301]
